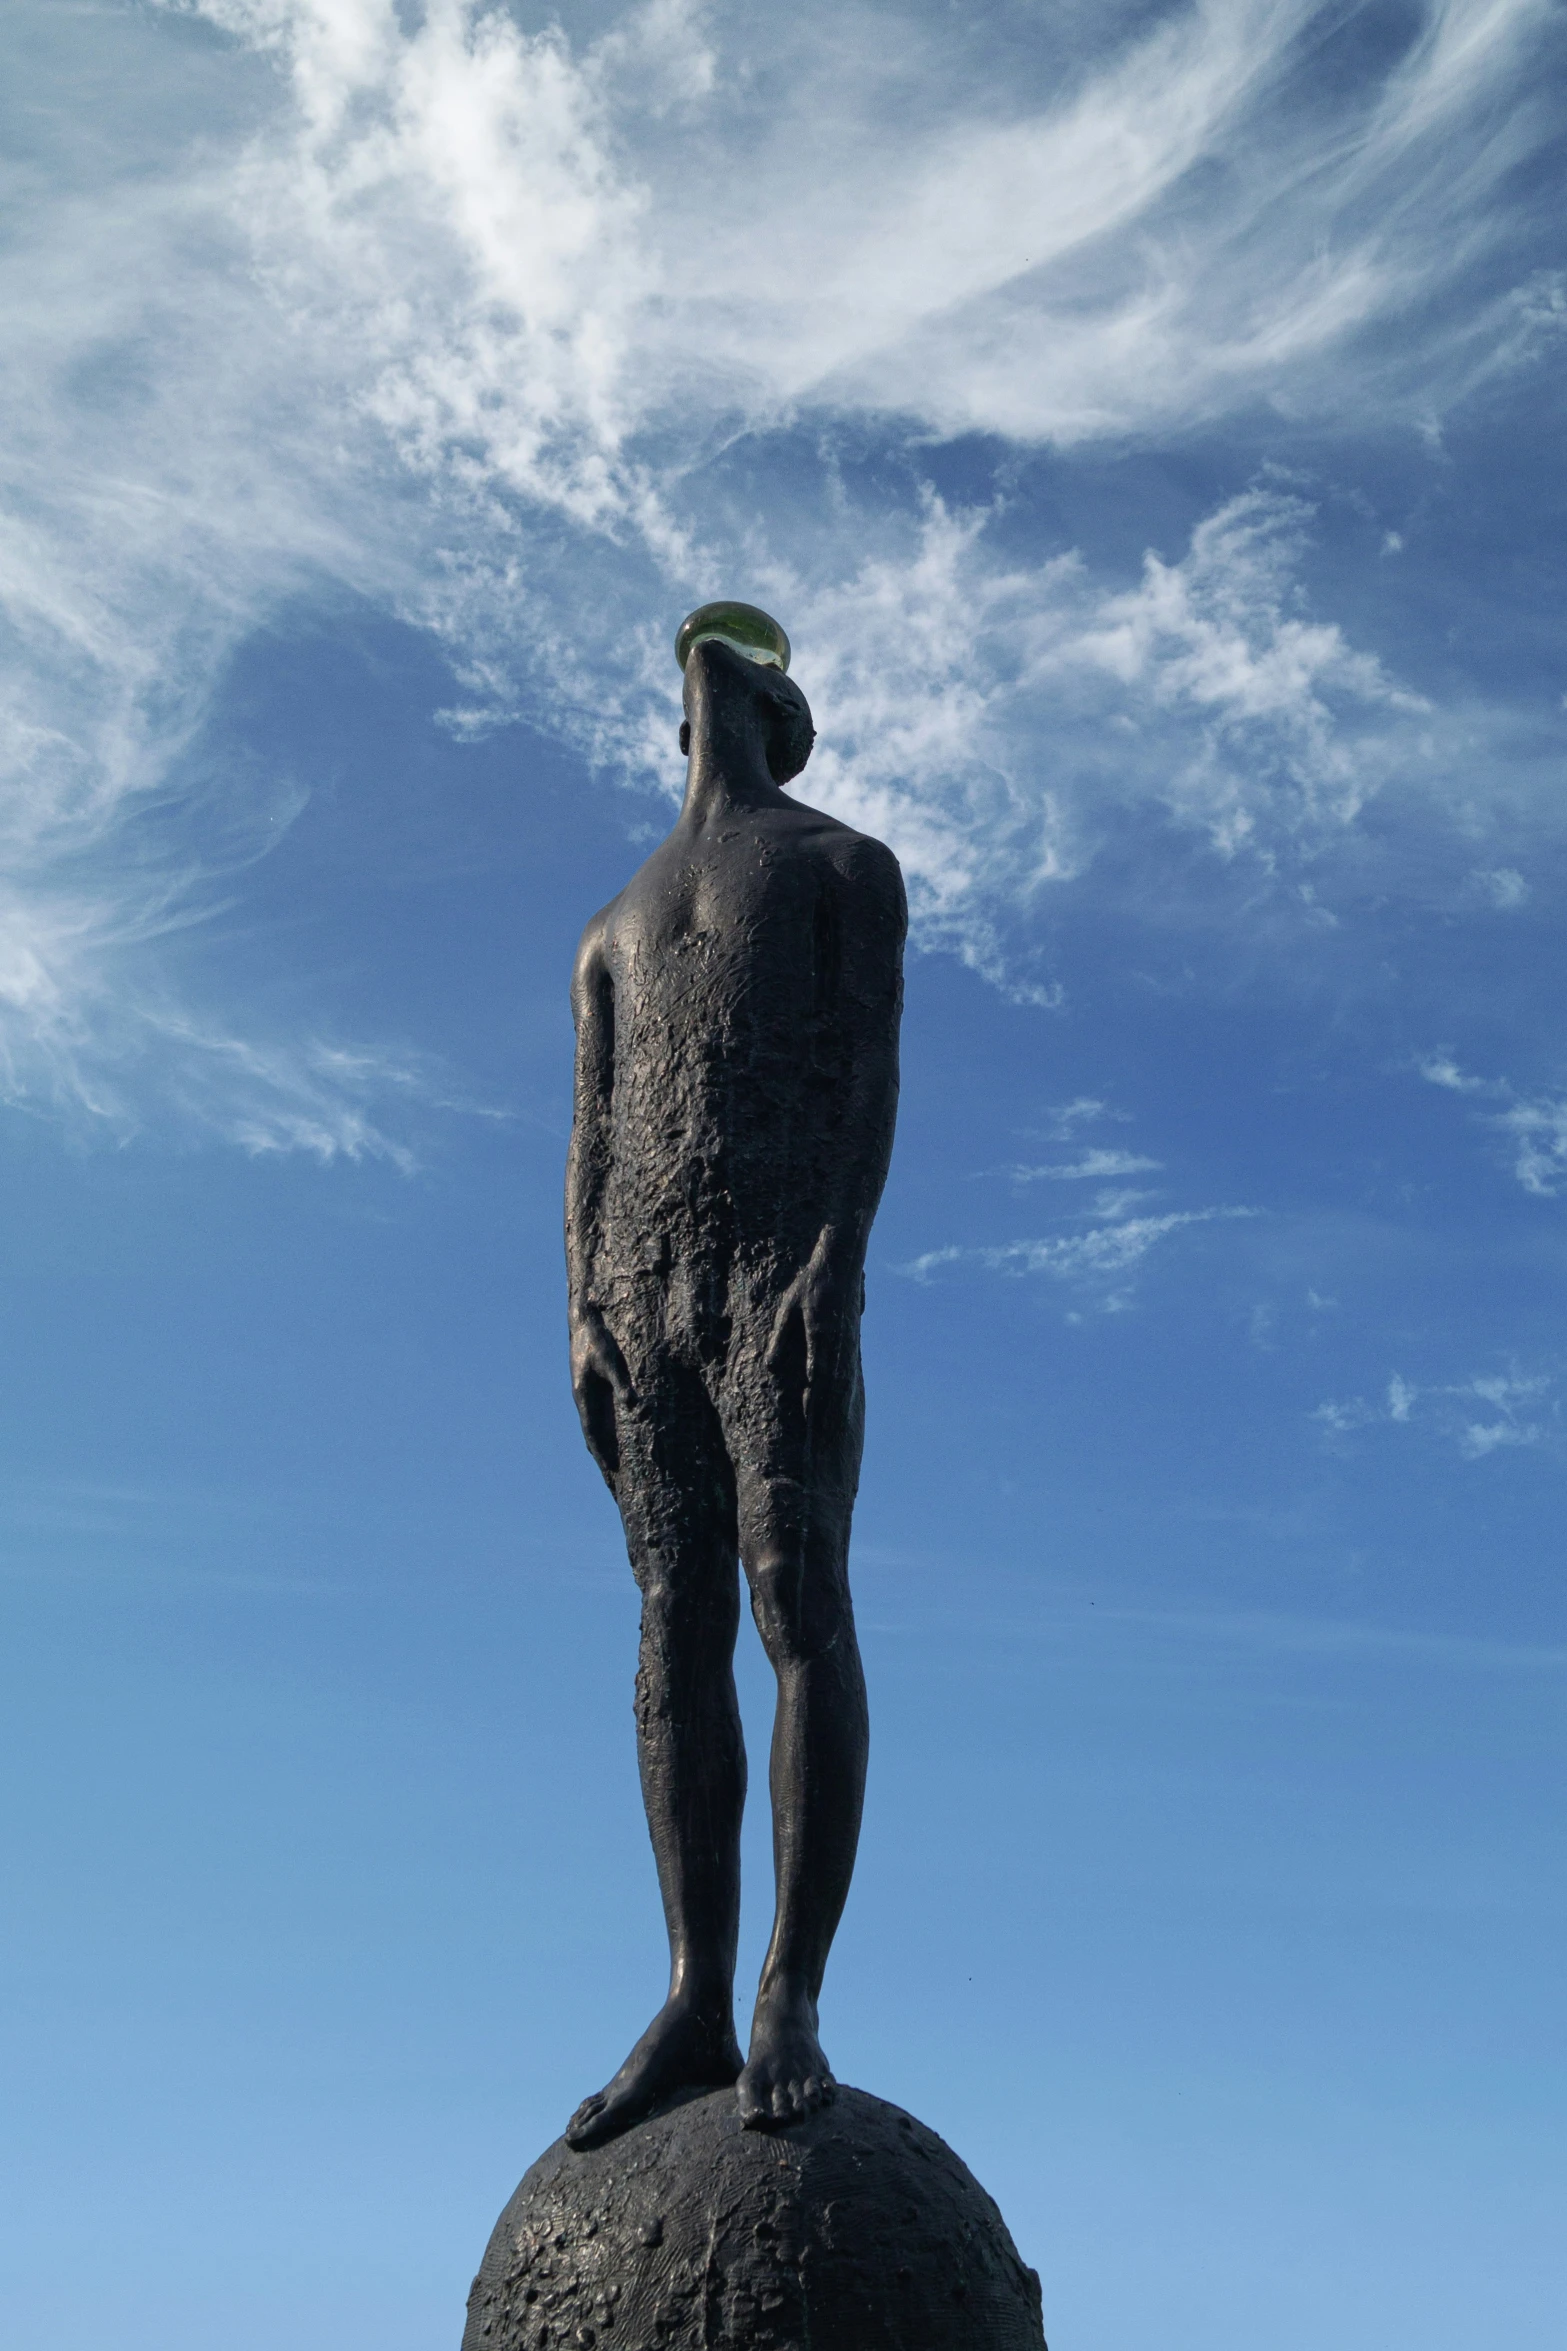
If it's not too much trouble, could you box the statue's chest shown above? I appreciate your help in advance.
[610,854,818,1016]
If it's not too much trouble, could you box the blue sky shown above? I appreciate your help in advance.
[2,3,1564,2345]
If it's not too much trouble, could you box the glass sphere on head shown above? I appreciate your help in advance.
[675,601,791,675]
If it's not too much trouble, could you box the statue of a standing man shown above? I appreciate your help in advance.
[564,604,906,2145]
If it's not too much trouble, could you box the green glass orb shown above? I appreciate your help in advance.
[674,600,791,674]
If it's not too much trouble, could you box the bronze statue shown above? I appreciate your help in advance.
[563,603,906,2144]
[463,604,1044,2351]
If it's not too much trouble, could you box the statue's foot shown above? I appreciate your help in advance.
[737,1982,836,2130]
[566,1995,742,2151]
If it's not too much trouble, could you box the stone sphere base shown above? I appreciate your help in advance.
[462,2083,1046,2351]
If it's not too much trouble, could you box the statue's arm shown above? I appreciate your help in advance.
[565,923,613,1318]
[768,840,906,1400]
[565,920,630,1490]
[821,837,907,1262]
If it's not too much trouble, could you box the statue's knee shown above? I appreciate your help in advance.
[636,1571,702,1665]
[636,1558,739,1682]
[747,1547,840,1665]
[634,1560,676,1619]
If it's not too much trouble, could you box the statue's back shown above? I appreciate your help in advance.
[593,801,905,1278]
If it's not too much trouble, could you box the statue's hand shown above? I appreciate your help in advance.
[765,1227,851,1421]
[570,1306,634,1494]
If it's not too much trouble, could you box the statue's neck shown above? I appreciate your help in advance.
[680,733,785,828]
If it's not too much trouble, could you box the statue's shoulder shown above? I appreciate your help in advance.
[778,803,905,898]
[571,888,624,989]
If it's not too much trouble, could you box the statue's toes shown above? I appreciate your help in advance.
[566,2093,607,2147]
[775,2075,827,2123]
[739,2079,784,2129]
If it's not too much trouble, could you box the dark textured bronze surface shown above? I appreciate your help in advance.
[463,2087,1047,2351]
[460,627,1048,2348]
[563,634,906,2143]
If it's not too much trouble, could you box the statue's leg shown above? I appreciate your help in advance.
[732,1331,869,2128]
[566,1348,747,2150]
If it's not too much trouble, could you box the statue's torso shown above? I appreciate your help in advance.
[589,802,901,1286]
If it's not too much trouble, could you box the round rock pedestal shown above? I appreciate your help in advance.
[463,2084,1046,2351]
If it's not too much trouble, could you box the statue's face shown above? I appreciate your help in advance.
[681,635,769,736]
[680,636,812,781]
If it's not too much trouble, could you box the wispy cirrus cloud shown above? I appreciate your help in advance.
[1496,1099,1567,1198]
[905,1205,1256,1294]
[554,480,1447,983]
[1038,1098,1127,1141]
[904,1090,1253,1302]
[1420,1057,1567,1196]
[1006,1150,1164,1185]
[184,0,1562,455]
[3,0,1564,1147]
[1315,1366,1559,1459]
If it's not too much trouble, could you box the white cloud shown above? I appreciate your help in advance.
[1084,1186,1162,1221]
[909,1096,1250,1299]
[1312,1397,1372,1436]
[2,0,1564,1146]
[1008,1149,1163,1183]
[1420,1059,1567,1194]
[1418,1055,1499,1096]
[1495,1097,1567,1197]
[1460,1416,1540,1457]
[1315,1364,1556,1457]
[902,1205,1254,1296]
[673,0,1561,441]
[1475,866,1528,908]
[1456,1368,1551,1457]
[1040,1097,1124,1141]
[550,482,1442,970]
[1032,486,1429,855]
[178,0,1550,472]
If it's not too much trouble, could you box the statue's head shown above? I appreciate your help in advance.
[675,601,815,784]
